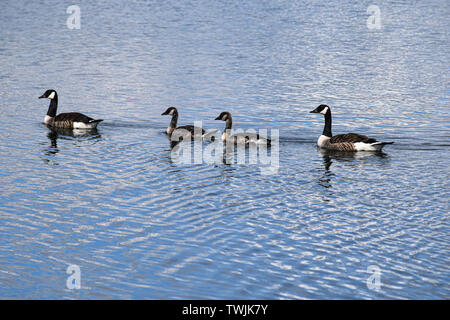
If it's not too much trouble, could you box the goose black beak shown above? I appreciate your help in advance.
[39,95,45,99]
[161,111,169,115]
[310,109,318,113]
[214,116,221,120]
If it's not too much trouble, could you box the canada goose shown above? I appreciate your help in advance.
[39,89,103,129]
[214,111,271,146]
[161,107,206,140]
[310,104,393,152]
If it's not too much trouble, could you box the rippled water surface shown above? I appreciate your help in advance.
[0,0,449,299]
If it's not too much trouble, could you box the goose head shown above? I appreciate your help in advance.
[214,111,231,121]
[310,104,330,115]
[39,89,57,100]
[161,107,178,116]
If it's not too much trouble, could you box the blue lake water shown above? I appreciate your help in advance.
[0,0,449,299]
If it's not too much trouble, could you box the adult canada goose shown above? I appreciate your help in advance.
[39,89,103,129]
[214,111,271,146]
[310,104,393,152]
[161,107,205,139]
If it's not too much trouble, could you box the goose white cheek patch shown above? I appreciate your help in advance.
[48,92,55,99]
[320,107,328,115]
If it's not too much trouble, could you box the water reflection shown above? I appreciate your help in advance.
[166,129,218,149]
[318,148,389,162]
[169,140,259,167]
[47,126,101,139]
[41,130,60,165]
[41,127,101,165]
[316,148,390,195]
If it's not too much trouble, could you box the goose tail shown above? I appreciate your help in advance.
[372,141,394,145]
[89,119,103,128]
[370,141,394,151]
[354,141,394,151]
[79,119,103,129]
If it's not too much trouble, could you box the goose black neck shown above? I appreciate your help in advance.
[322,110,332,137]
[170,112,178,128]
[46,94,58,117]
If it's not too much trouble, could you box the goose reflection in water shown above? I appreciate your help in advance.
[316,148,390,195]
[42,130,60,165]
[42,127,101,165]
[167,135,254,169]
[166,127,217,150]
